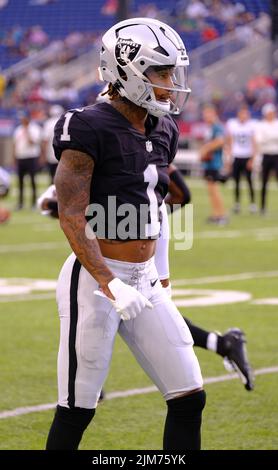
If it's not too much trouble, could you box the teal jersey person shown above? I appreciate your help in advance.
[202,121,224,171]
[200,104,228,224]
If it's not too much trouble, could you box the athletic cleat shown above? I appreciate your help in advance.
[249,203,258,214]
[232,203,241,214]
[221,328,254,391]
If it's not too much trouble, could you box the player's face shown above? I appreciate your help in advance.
[145,67,174,104]
[21,116,30,126]
[238,108,249,122]
[265,110,276,121]
[202,107,216,124]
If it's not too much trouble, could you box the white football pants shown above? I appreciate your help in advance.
[56,253,203,409]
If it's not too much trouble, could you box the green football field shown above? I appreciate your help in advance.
[0,174,278,450]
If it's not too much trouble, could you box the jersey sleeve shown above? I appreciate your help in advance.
[53,110,99,162]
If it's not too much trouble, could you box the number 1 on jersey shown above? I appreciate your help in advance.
[60,109,84,142]
[144,164,160,238]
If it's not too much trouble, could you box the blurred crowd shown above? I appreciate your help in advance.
[0,0,273,121]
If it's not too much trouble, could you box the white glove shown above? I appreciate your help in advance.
[37,184,56,215]
[162,282,172,299]
[94,277,153,321]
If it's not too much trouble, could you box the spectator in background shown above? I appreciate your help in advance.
[42,105,64,184]
[186,0,209,19]
[201,22,219,42]
[200,104,228,225]
[0,0,8,9]
[256,103,278,215]
[226,105,257,214]
[0,69,6,102]
[13,111,42,210]
[101,0,118,16]
[26,25,48,53]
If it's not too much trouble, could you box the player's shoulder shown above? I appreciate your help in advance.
[213,121,224,134]
[163,114,179,132]
[160,114,179,142]
[53,103,110,162]
[55,102,110,133]
[226,117,237,127]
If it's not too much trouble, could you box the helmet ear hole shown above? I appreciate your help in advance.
[117,65,128,81]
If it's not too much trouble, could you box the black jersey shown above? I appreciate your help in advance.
[53,102,179,240]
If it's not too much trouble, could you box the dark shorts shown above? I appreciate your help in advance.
[17,157,39,177]
[204,169,222,182]
[232,157,251,178]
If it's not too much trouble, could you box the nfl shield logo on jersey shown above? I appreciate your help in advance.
[146,140,153,152]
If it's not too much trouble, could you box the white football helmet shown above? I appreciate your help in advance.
[99,17,191,117]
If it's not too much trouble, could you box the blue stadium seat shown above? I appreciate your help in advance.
[0,0,271,73]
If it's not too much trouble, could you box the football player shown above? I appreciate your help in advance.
[39,171,254,393]
[256,103,278,214]
[46,18,206,450]
[225,105,257,214]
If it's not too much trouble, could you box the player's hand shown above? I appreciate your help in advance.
[94,277,153,321]
[37,185,57,215]
[160,279,172,299]
[246,159,254,171]
[224,162,232,174]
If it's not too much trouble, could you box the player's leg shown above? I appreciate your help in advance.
[119,261,205,450]
[261,155,271,213]
[16,159,25,209]
[206,178,226,222]
[46,254,120,449]
[274,154,278,186]
[233,158,241,212]
[48,162,58,185]
[29,158,38,208]
[184,316,254,391]
[244,158,256,210]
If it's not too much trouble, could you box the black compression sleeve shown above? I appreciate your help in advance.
[170,170,191,205]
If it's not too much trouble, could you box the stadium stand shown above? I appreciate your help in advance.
[0,0,270,70]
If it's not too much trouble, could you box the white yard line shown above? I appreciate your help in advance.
[0,366,277,420]
[0,241,68,253]
[171,270,278,286]
[0,293,56,303]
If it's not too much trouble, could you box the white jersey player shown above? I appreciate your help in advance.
[226,105,257,213]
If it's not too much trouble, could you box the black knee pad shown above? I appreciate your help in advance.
[56,405,95,430]
[167,390,206,417]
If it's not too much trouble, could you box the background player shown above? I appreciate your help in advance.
[41,105,64,184]
[13,111,42,210]
[226,105,257,214]
[256,103,278,215]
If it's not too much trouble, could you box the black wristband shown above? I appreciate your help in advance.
[170,169,191,205]
[47,200,58,212]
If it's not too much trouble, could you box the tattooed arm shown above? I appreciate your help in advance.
[55,149,114,297]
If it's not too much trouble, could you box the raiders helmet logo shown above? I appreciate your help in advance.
[115,38,141,66]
